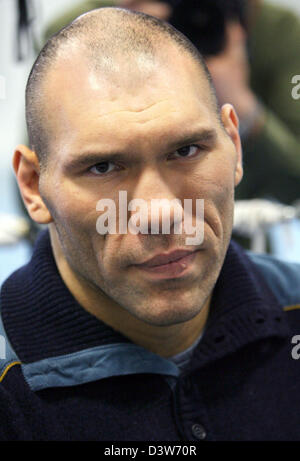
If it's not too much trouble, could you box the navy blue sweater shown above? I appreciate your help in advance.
[0,230,300,441]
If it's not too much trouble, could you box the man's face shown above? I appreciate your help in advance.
[39,46,242,327]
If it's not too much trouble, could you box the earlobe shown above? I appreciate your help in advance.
[13,145,53,224]
[221,104,243,187]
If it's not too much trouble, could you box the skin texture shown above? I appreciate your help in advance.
[14,35,243,358]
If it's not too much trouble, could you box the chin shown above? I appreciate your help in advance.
[135,303,202,327]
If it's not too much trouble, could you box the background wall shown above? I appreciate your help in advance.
[0,0,83,284]
[0,0,299,285]
[271,0,300,15]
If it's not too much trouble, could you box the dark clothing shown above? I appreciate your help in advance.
[1,230,300,441]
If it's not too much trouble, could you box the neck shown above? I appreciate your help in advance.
[50,227,211,358]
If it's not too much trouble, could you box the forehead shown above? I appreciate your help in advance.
[44,47,217,154]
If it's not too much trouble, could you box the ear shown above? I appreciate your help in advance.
[221,103,243,187]
[13,145,53,224]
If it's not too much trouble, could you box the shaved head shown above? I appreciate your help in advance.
[25,7,218,168]
[16,5,243,340]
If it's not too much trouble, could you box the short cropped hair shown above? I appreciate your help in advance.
[25,7,218,167]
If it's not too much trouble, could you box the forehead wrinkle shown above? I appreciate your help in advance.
[40,42,219,159]
[43,35,211,111]
[92,100,174,123]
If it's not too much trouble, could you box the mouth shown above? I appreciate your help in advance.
[134,249,200,279]
[139,249,197,267]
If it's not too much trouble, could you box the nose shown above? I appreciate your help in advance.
[128,167,184,235]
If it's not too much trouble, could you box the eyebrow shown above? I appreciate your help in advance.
[65,128,217,170]
[170,128,217,150]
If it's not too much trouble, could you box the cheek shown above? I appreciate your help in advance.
[45,184,104,255]
[56,200,96,234]
[185,158,235,236]
[47,178,100,227]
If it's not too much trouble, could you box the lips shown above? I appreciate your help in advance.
[138,249,197,268]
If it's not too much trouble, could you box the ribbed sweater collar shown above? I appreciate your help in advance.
[0,230,289,366]
[1,230,129,363]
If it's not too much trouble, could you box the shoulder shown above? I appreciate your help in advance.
[0,315,27,440]
[0,311,21,386]
[247,251,300,308]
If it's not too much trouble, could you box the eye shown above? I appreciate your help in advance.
[89,162,116,175]
[172,145,200,159]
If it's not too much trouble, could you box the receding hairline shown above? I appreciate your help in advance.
[25,7,220,167]
[33,6,217,88]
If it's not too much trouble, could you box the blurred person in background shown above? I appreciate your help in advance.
[169,0,300,205]
[45,0,300,205]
